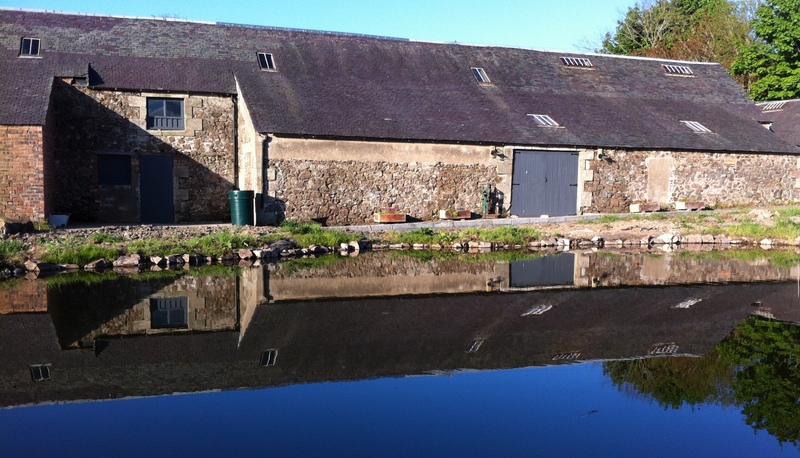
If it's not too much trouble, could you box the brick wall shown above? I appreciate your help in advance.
[0,125,46,221]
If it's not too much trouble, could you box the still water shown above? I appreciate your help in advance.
[2,249,800,456]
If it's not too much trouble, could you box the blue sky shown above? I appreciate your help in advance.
[1,0,637,52]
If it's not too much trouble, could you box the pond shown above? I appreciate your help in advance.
[1,249,800,456]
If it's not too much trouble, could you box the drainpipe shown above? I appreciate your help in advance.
[231,95,239,189]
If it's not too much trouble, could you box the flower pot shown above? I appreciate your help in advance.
[439,209,472,220]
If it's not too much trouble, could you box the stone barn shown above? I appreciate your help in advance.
[1,9,798,225]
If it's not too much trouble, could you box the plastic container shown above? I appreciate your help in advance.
[228,190,255,226]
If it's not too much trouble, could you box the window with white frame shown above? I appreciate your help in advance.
[19,37,40,57]
[257,52,276,71]
[147,98,184,130]
[528,114,560,127]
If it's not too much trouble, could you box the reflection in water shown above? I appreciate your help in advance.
[1,249,800,453]
[605,316,800,447]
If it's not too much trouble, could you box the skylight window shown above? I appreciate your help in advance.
[681,120,712,133]
[260,349,279,366]
[560,57,593,68]
[19,37,40,57]
[466,340,483,353]
[30,364,51,382]
[662,64,694,76]
[762,101,787,112]
[552,352,581,361]
[528,114,560,127]
[471,67,490,84]
[650,343,679,355]
[257,52,276,71]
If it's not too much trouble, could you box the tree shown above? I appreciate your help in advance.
[718,316,800,446]
[732,0,800,100]
[601,1,754,71]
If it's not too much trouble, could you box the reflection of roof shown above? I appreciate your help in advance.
[2,281,795,407]
[1,9,797,153]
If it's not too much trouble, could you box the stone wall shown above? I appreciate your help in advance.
[0,126,47,221]
[584,149,800,213]
[49,80,235,223]
[265,136,507,225]
[269,159,500,224]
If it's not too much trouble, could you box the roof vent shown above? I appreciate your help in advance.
[528,114,560,127]
[471,67,491,84]
[681,120,712,133]
[19,37,40,57]
[257,52,276,71]
[560,57,593,68]
[762,101,787,112]
[662,64,694,76]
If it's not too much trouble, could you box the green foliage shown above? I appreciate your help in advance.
[603,351,734,409]
[89,230,124,244]
[0,239,26,260]
[718,316,800,445]
[601,0,752,71]
[604,315,800,446]
[277,221,359,247]
[732,0,800,100]
[40,239,121,266]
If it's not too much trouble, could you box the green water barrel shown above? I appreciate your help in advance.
[228,190,255,226]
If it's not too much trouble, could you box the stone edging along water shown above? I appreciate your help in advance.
[3,209,799,278]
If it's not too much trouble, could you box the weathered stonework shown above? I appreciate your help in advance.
[49,80,235,223]
[269,159,500,224]
[583,149,800,213]
[265,137,506,224]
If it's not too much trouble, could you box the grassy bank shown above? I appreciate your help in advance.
[4,207,800,269]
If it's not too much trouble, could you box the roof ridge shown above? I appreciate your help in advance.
[0,7,216,25]
[411,39,721,65]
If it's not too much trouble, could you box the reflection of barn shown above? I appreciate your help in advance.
[1,9,799,225]
[2,276,797,407]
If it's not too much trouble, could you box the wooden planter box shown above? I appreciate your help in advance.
[439,209,472,220]
[374,212,407,223]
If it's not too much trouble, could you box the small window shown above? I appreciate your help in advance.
[150,297,188,329]
[30,364,51,382]
[662,64,694,76]
[465,340,483,353]
[260,349,279,367]
[681,120,712,133]
[528,114,560,127]
[762,101,787,112]
[147,98,184,130]
[471,67,490,84]
[649,343,679,355]
[258,52,276,71]
[19,37,40,57]
[552,352,581,361]
[98,155,132,185]
[560,57,593,68]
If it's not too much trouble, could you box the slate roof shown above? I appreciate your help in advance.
[1,8,797,154]
[1,281,788,407]
[756,99,800,147]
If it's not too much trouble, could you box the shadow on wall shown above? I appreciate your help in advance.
[48,80,235,224]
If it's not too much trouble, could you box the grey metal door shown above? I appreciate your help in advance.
[511,150,578,217]
[509,253,575,288]
[140,155,174,223]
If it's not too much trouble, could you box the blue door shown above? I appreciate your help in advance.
[511,150,578,217]
[140,155,174,223]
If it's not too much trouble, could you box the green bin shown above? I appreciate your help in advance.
[229,190,255,226]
